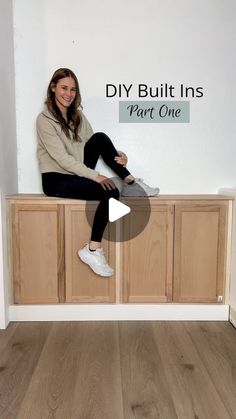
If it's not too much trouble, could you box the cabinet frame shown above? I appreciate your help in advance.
[173,201,228,303]
[11,202,65,304]
[64,204,116,303]
[121,202,174,303]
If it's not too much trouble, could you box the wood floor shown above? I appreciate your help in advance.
[0,321,236,419]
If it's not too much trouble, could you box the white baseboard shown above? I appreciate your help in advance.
[9,304,229,322]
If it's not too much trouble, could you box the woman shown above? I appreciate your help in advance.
[37,68,159,277]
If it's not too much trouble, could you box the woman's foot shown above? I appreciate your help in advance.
[122,178,160,197]
[78,244,114,277]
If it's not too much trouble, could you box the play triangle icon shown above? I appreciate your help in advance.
[109,198,131,222]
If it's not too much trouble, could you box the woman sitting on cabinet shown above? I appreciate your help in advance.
[36,68,159,277]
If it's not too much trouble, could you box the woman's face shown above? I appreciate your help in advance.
[52,76,77,114]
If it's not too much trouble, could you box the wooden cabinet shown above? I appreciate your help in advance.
[6,195,232,305]
[8,197,116,304]
[173,203,228,303]
[122,203,174,303]
[64,204,115,303]
[121,198,230,304]
[10,202,64,304]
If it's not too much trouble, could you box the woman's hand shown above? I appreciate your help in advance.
[114,150,128,166]
[95,175,116,191]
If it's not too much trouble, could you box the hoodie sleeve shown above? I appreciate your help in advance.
[79,111,94,142]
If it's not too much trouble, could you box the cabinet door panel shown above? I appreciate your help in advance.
[174,204,228,302]
[12,204,61,304]
[65,205,115,303]
[122,204,174,303]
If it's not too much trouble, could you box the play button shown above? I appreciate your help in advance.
[85,176,151,242]
[109,198,130,222]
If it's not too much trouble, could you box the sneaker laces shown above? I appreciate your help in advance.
[135,178,148,186]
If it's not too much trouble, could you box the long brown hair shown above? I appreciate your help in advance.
[46,68,82,141]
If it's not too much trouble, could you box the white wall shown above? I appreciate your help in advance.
[0,0,18,328]
[14,0,236,194]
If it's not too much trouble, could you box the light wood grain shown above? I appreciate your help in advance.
[122,204,174,303]
[12,204,59,304]
[152,321,232,418]
[7,196,231,306]
[57,204,65,303]
[185,321,236,417]
[16,322,123,419]
[119,321,177,418]
[6,194,234,202]
[1,321,236,419]
[0,322,52,419]
[174,203,228,302]
[65,205,115,303]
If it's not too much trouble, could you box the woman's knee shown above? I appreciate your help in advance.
[112,187,120,200]
[91,132,111,145]
[103,186,120,200]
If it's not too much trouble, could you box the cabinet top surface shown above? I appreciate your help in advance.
[6,193,234,203]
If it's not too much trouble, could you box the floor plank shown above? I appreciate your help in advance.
[0,321,236,419]
[152,322,232,419]
[0,322,19,355]
[119,321,177,419]
[16,322,124,419]
[0,322,52,419]
[71,322,123,419]
[184,321,236,418]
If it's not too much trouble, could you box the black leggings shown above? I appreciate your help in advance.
[42,132,131,242]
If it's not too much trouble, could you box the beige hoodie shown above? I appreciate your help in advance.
[36,106,99,180]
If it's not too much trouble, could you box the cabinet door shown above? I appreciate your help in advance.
[65,204,116,303]
[121,203,174,303]
[174,203,228,303]
[12,204,64,304]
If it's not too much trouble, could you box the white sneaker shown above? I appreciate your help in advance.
[78,244,114,277]
[121,178,160,197]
